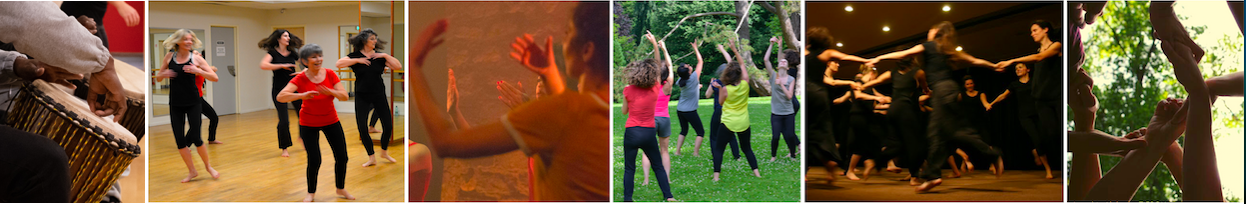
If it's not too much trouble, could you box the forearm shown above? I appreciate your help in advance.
[335,58,359,68]
[0,50,24,84]
[260,62,290,70]
[539,69,566,95]
[276,90,301,102]
[1068,152,1101,201]
[449,105,470,130]
[1084,138,1173,201]
[386,55,404,71]
[0,2,109,74]
[1206,72,1243,96]
[1182,73,1221,201]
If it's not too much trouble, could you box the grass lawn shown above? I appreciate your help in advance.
[612,97,802,202]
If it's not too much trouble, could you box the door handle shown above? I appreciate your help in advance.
[228,66,236,77]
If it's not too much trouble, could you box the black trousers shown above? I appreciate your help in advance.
[887,102,925,177]
[1019,112,1044,155]
[301,122,348,193]
[273,90,302,150]
[0,125,71,202]
[848,112,881,158]
[170,103,204,148]
[200,98,219,142]
[1034,99,1061,156]
[622,127,672,201]
[676,110,705,137]
[919,81,999,180]
[355,93,393,155]
[770,113,799,158]
[708,105,740,159]
[714,124,758,172]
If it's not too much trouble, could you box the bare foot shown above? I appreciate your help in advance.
[281,149,290,157]
[994,157,1005,179]
[336,189,356,200]
[1045,172,1054,179]
[909,177,922,186]
[361,156,377,167]
[381,154,397,163]
[207,167,220,179]
[692,152,700,157]
[642,177,649,186]
[845,171,861,180]
[302,194,314,202]
[753,169,762,178]
[862,169,872,181]
[209,140,224,144]
[666,198,678,202]
[770,157,777,162]
[368,127,381,133]
[964,161,975,173]
[712,173,720,182]
[181,171,198,183]
[948,171,961,178]
[886,166,902,174]
[915,178,943,193]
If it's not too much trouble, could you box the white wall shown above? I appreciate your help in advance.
[149,2,364,125]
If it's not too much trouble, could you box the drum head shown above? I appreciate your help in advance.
[31,80,139,146]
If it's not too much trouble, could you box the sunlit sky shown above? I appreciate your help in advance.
[1079,1,1243,199]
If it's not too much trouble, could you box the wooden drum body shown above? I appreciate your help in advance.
[6,80,141,203]
[114,59,147,139]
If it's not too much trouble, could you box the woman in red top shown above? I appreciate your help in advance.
[275,44,355,202]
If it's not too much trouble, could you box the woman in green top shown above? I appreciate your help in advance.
[710,39,760,181]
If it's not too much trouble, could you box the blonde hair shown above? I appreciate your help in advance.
[163,29,203,51]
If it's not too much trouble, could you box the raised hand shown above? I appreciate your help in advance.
[497,80,530,109]
[413,19,448,68]
[509,33,557,76]
[447,69,459,111]
[1146,98,1188,146]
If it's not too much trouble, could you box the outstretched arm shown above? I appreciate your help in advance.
[661,40,675,93]
[763,38,776,76]
[1000,42,1062,68]
[951,52,998,69]
[1163,35,1220,201]
[988,90,1010,108]
[860,71,891,90]
[864,44,923,67]
[692,40,704,79]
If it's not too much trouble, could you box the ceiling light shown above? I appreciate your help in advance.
[942,5,951,12]
[955,46,963,51]
[845,6,854,12]
[836,42,844,47]
[882,26,890,32]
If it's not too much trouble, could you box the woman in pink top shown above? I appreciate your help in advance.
[642,38,676,186]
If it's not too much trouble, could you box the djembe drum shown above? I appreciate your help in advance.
[6,80,141,203]
[113,60,147,138]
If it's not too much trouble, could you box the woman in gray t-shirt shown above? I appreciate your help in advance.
[673,40,707,156]
[765,37,800,162]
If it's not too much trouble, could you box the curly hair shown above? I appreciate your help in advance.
[783,49,800,68]
[626,58,661,89]
[258,29,303,54]
[720,61,743,86]
[349,28,387,53]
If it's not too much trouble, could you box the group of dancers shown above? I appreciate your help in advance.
[156,27,401,201]
[620,30,802,201]
[806,20,1062,193]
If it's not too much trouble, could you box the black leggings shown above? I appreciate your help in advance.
[622,127,672,201]
[708,106,740,159]
[770,113,799,158]
[301,122,348,193]
[355,93,393,155]
[676,110,705,137]
[369,111,382,127]
[1034,99,1061,156]
[273,90,302,150]
[848,113,881,158]
[1019,113,1044,155]
[201,98,219,142]
[714,124,758,172]
[170,103,204,149]
[919,81,999,180]
[888,102,926,177]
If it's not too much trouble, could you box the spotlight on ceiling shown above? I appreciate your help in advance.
[882,26,890,32]
[845,6,854,12]
[955,46,963,52]
[836,42,844,47]
[942,5,951,12]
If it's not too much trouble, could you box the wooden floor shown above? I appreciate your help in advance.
[147,110,405,202]
[805,168,1063,201]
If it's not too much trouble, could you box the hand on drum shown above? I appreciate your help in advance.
[14,57,84,89]
[88,58,128,122]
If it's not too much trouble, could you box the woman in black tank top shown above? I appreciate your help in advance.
[259,29,304,157]
[155,29,221,183]
[336,28,401,167]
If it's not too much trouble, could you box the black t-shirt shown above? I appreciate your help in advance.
[60,2,107,22]
[1008,80,1036,116]
[921,41,952,83]
[268,50,298,87]
[890,69,918,105]
[347,51,389,94]
[958,92,987,119]
[168,53,199,106]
